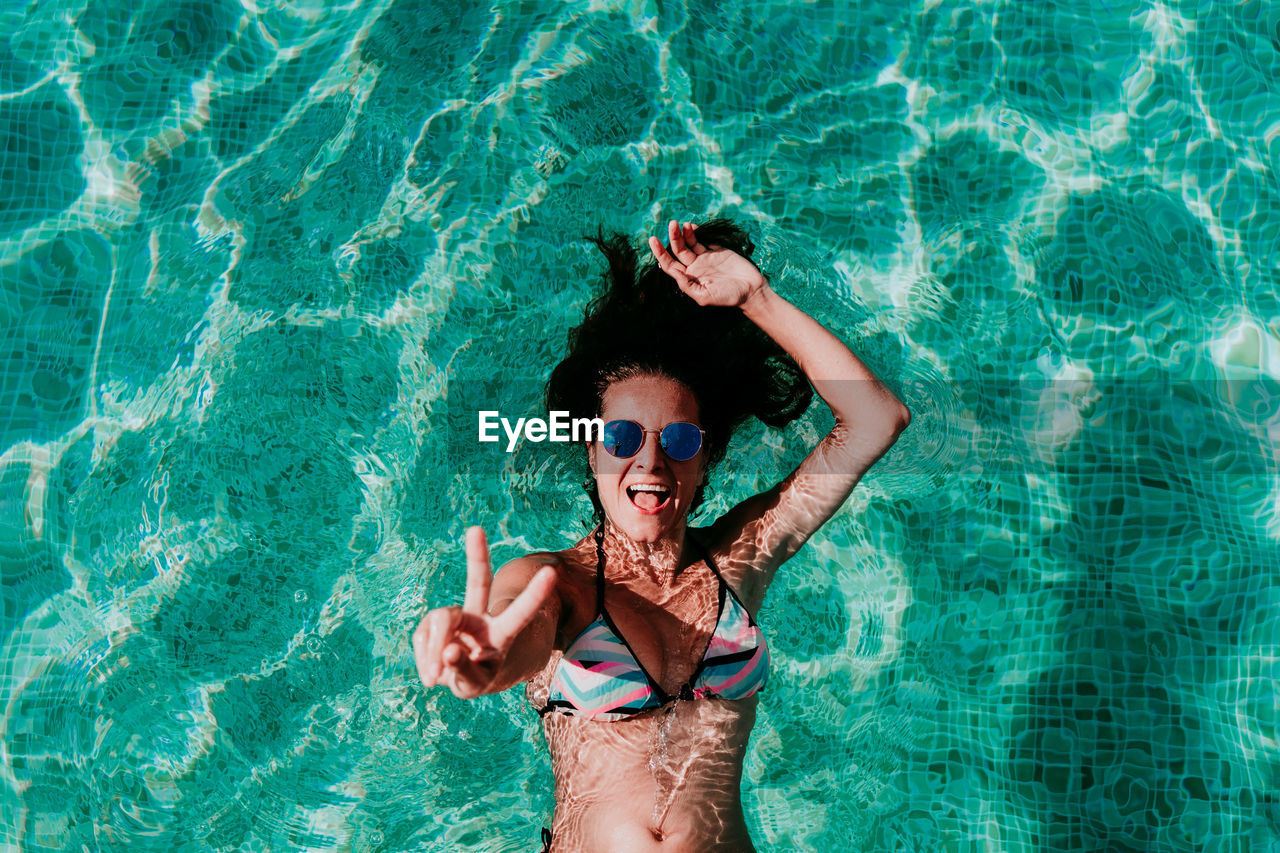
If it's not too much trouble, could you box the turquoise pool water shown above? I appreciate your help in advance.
[3,0,1279,850]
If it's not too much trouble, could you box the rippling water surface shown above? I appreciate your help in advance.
[3,0,1279,850]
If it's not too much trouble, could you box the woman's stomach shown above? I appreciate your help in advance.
[541,696,760,852]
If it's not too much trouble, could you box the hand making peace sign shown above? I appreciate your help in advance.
[412,527,558,699]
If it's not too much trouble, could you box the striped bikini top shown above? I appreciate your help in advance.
[537,528,769,721]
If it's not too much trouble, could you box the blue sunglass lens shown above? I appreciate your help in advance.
[602,420,643,458]
[660,423,703,461]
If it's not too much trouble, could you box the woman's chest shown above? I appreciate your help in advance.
[560,572,723,690]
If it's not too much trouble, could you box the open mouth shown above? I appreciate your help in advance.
[626,483,672,513]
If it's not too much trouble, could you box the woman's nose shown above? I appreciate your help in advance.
[633,430,665,468]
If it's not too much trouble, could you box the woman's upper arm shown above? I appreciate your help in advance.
[708,412,910,594]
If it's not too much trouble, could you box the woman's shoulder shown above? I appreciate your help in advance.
[499,539,596,605]
[497,540,597,649]
[496,532,592,573]
[494,550,590,609]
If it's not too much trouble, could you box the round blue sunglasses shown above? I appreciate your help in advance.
[601,420,705,461]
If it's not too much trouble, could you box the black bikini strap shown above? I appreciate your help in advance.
[688,529,725,584]
[689,530,757,626]
[593,524,606,612]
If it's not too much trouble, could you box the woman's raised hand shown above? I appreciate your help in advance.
[647,219,770,308]
[413,526,558,699]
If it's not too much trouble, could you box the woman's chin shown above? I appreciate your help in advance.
[612,507,685,543]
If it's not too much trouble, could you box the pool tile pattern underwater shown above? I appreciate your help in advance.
[2,1,1278,850]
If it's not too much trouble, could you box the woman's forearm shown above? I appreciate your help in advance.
[740,284,911,431]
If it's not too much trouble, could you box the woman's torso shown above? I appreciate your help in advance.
[524,529,765,853]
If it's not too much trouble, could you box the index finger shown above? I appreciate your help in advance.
[648,236,690,288]
[462,526,492,615]
[668,219,696,265]
[682,221,706,255]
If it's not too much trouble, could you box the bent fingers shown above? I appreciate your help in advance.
[648,236,690,288]
[417,606,461,688]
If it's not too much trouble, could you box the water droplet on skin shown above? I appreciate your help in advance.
[647,698,685,827]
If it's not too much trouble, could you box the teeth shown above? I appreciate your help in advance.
[629,484,669,493]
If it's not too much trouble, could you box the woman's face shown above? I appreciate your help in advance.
[589,374,707,544]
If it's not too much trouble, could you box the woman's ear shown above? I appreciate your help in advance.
[588,442,597,475]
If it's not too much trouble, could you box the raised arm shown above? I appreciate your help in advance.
[649,221,911,596]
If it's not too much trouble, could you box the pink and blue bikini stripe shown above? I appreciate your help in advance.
[694,590,770,700]
[543,584,769,720]
[543,619,664,719]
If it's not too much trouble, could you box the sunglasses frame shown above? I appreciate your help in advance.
[600,419,706,462]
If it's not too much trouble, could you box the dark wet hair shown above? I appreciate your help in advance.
[545,218,812,527]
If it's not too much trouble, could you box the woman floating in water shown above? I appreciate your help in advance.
[414,219,911,852]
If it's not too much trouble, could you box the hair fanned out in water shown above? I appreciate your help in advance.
[545,218,813,523]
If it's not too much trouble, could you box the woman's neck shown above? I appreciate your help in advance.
[598,521,698,586]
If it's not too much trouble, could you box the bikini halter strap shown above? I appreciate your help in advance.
[593,524,607,611]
